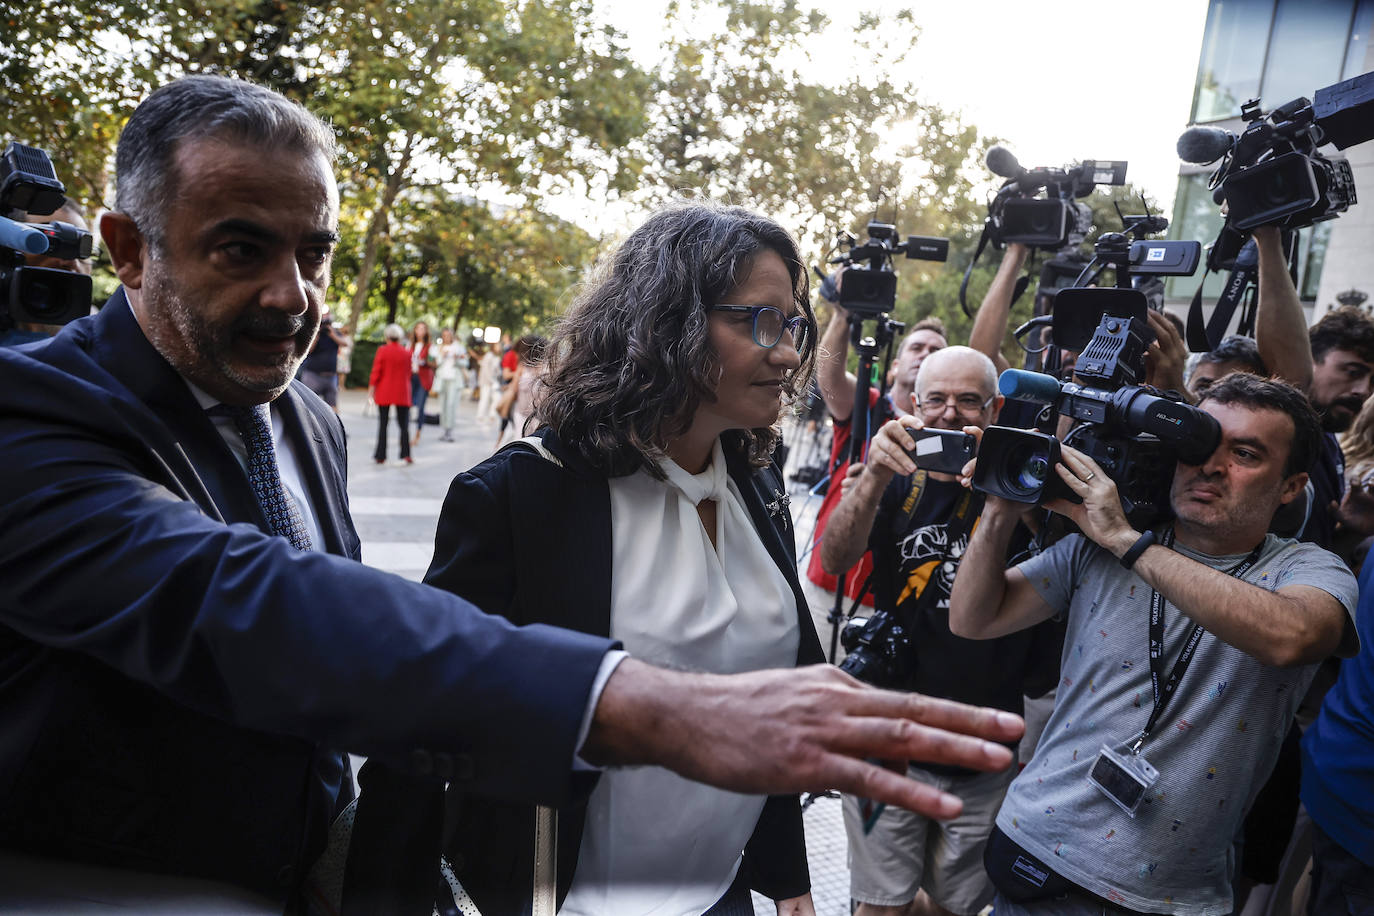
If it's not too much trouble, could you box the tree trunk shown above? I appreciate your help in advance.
[452,287,471,335]
[342,130,416,332]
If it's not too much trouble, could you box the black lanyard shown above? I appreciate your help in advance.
[1133,528,1262,754]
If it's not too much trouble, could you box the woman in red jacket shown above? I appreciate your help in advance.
[368,323,413,464]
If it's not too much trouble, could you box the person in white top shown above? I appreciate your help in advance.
[427,201,836,916]
[434,327,466,442]
[475,343,502,423]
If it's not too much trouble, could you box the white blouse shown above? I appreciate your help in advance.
[559,439,800,916]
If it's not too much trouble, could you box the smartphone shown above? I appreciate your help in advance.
[904,428,976,474]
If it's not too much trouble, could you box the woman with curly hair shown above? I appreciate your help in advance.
[426,201,822,916]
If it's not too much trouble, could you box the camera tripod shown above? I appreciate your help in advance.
[822,310,905,664]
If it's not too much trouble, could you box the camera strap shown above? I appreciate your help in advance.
[890,471,984,623]
[1134,527,1262,753]
[959,223,993,317]
[959,223,1033,319]
[1186,262,1257,352]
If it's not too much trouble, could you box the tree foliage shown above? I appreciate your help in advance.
[2,0,1018,344]
[340,190,596,338]
[3,0,644,330]
[635,0,993,259]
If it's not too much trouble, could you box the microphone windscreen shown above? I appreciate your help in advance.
[0,218,50,255]
[999,368,1062,404]
[985,145,1022,179]
[1176,126,1233,164]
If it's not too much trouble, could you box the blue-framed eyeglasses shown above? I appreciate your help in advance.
[709,304,813,354]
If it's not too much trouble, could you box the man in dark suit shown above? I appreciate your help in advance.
[0,75,1022,910]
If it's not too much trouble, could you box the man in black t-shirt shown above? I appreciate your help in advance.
[821,345,1061,916]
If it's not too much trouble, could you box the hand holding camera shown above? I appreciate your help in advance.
[866,415,978,483]
[1143,309,1189,397]
[1042,445,1138,554]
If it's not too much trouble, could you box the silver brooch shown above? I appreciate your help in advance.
[766,488,791,525]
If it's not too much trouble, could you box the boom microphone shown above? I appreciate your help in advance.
[999,368,1063,404]
[1176,126,1234,165]
[985,145,1024,180]
[0,217,49,255]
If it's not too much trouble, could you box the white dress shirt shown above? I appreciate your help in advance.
[560,439,799,916]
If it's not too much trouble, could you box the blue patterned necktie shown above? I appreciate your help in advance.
[219,403,314,552]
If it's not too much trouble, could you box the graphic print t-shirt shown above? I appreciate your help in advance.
[868,474,1050,714]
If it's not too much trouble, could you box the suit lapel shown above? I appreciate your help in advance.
[509,430,613,637]
[86,292,266,530]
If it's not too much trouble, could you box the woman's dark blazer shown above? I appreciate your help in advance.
[423,428,825,915]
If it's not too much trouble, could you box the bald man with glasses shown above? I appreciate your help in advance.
[821,345,1062,916]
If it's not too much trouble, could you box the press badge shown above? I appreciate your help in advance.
[1087,743,1158,817]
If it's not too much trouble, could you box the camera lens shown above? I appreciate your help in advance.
[1001,442,1051,500]
[1260,169,1293,207]
[19,274,60,319]
[1016,454,1050,489]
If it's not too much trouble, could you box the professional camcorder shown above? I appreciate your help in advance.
[1177,70,1374,233]
[978,210,1215,526]
[0,141,93,333]
[983,146,1127,250]
[812,219,947,672]
[977,288,1220,526]
[829,221,949,318]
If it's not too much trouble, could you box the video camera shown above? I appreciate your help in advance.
[1177,71,1374,234]
[983,146,1127,250]
[977,288,1220,526]
[829,221,949,318]
[0,141,93,333]
[978,206,1216,527]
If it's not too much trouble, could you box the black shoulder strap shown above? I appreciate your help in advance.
[960,222,993,317]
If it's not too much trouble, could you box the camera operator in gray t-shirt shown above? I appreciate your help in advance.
[950,372,1359,916]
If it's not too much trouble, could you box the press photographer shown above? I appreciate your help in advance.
[950,371,1358,916]
[0,142,93,346]
[805,223,1031,651]
[820,345,1062,916]
[1180,70,1374,552]
[803,221,952,641]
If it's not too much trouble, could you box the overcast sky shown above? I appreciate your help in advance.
[589,0,1211,222]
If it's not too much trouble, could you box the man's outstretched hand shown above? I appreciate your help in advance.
[582,659,1024,820]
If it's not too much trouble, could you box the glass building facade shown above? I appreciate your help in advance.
[1168,0,1372,303]
[1191,0,1372,124]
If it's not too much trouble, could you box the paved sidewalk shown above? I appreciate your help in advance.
[335,386,853,915]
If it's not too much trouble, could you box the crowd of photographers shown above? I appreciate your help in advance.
[804,211,1374,914]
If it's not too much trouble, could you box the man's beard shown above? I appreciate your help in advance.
[146,265,312,399]
[1318,398,1363,433]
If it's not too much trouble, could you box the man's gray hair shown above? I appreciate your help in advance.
[115,74,338,245]
[915,345,998,395]
[384,323,405,342]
